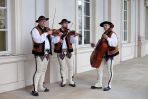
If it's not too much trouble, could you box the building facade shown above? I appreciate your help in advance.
[0,0,148,93]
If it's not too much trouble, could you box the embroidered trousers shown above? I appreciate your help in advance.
[94,58,114,88]
[57,54,74,84]
[33,56,49,92]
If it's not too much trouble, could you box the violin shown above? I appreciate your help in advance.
[43,28,61,36]
[51,29,62,36]
[51,28,82,37]
[68,30,82,37]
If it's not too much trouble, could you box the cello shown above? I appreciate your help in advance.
[90,29,112,68]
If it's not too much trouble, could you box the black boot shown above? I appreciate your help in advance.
[44,88,49,92]
[60,82,66,87]
[60,77,66,87]
[91,86,102,89]
[69,83,76,87]
[103,87,111,91]
[31,91,39,96]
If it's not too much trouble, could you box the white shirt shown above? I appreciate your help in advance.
[107,33,118,47]
[31,28,51,51]
[52,35,77,49]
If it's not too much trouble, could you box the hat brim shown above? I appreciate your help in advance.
[59,21,71,24]
[100,21,114,28]
[36,18,49,23]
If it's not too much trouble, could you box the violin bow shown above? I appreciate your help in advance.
[52,8,56,29]
[69,22,73,30]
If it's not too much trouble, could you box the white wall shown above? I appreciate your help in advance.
[0,0,148,93]
[0,56,25,93]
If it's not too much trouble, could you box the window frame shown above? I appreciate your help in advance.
[145,7,148,40]
[0,0,11,55]
[76,0,92,48]
[122,0,129,43]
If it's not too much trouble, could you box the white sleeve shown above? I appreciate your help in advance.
[51,36,60,44]
[70,35,77,44]
[31,28,48,43]
[107,33,118,47]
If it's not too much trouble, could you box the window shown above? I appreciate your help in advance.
[145,7,148,40]
[123,0,129,42]
[77,0,91,45]
[0,0,7,51]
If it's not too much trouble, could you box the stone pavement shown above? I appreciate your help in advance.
[0,56,148,99]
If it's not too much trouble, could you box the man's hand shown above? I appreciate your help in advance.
[91,43,95,48]
[59,39,63,43]
[58,32,63,36]
[102,34,108,40]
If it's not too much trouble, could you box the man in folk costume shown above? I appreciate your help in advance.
[31,16,53,96]
[52,19,77,87]
[91,21,119,91]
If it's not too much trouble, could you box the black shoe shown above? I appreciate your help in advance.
[103,87,111,91]
[91,86,102,89]
[31,91,39,96]
[44,88,49,92]
[69,83,76,87]
[60,83,66,87]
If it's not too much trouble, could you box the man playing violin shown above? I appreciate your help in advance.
[31,16,53,96]
[52,19,78,87]
[91,21,119,91]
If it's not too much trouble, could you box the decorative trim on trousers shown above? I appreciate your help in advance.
[95,58,114,88]
[32,56,49,92]
[33,56,38,91]
[57,54,63,80]
[57,53,74,84]
[107,58,113,88]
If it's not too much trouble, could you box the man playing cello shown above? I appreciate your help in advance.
[90,21,119,91]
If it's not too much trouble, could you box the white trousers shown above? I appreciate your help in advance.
[94,58,114,88]
[33,56,49,92]
[57,54,74,84]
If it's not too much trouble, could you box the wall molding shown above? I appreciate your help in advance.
[0,80,25,93]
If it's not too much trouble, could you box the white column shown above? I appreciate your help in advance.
[95,0,104,41]
[12,0,22,54]
[137,0,146,57]
[109,0,122,63]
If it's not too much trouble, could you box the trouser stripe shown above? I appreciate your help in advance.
[57,54,63,79]
[108,59,113,87]
[33,56,38,91]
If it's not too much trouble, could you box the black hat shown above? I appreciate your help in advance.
[59,19,71,24]
[100,21,114,28]
[36,16,49,23]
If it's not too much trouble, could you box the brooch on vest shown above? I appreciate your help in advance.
[38,54,50,61]
[59,51,72,60]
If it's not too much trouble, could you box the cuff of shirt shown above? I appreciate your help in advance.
[44,33,48,36]
[107,37,110,41]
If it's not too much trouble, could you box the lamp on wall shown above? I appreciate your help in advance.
[77,0,82,6]
[145,0,148,8]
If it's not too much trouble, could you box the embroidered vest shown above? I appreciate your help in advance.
[32,26,52,56]
[54,28,73,53]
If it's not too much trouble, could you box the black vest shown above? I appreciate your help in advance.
[32,25,52,56]
[54,28,73,53]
